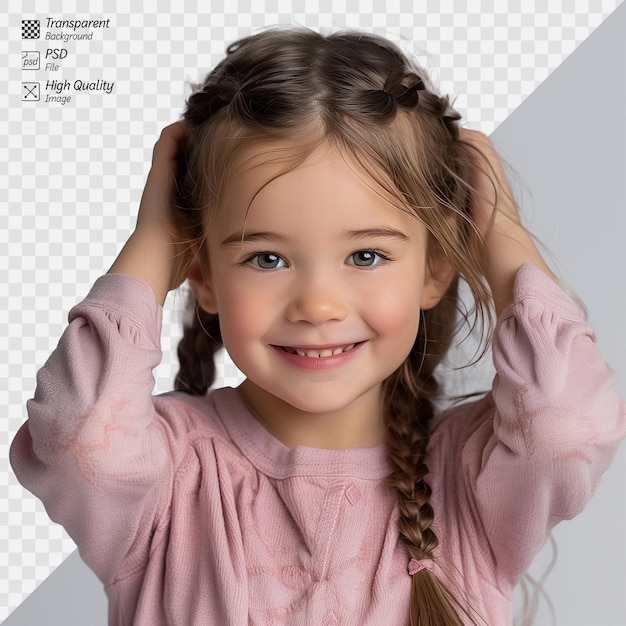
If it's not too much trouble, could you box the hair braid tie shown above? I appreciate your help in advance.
[408,558,434,576]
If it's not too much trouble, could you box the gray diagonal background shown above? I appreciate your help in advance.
[492,3,626,624]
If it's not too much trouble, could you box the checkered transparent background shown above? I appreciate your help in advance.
[1,0,622,619]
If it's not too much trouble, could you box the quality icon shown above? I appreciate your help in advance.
[22,82,40,101]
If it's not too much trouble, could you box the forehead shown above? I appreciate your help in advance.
[215,140,419,235]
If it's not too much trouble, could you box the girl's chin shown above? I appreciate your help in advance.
[240,379,383,417]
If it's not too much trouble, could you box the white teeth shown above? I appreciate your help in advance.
[284,343,356,358]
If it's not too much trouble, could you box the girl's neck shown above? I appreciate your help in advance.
[237,380,386,450]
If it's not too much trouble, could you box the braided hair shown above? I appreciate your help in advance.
[174,28,491,625]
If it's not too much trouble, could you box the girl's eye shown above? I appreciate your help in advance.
[348,250,386,267]
[248,253,287,270]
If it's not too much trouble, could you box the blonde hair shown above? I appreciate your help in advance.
[174,27,493,625]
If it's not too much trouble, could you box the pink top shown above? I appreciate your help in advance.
[10,265,626,625]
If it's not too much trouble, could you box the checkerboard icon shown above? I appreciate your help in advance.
[22,19,40,39]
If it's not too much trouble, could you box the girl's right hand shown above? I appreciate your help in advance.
[136,121,189,235]
[108,121,191,305]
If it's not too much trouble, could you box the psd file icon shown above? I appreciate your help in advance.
[22,51,40,70]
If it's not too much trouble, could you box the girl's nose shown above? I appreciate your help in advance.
[285,287,349,325]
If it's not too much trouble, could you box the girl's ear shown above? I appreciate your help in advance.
[186,256,219,314]
[420,255,457,310]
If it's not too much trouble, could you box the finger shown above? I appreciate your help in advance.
[151,121,190,168]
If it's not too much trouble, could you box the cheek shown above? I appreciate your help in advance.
[213,280,273,348]
[373,300,421,347]
[364,290,421,380]
[362,274,423,341]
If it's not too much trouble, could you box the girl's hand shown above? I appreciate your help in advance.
[136,121,189,235]
[108,121,191,305]
[460,129,555,316]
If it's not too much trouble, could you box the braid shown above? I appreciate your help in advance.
[174,294,223,396]
[385,393,437,560]
[376,84,486,626]
[383,280,470,626]
[377,67,461,131]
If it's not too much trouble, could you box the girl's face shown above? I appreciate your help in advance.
[191,142,450,446]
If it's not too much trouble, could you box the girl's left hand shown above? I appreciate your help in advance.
[459,129,555,316]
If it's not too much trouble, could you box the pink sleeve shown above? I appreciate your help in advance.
[10,274,172,585]
[461,264,626,585]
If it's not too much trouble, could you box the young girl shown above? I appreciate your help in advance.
[10,28,625,625]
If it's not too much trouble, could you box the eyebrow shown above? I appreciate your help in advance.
[220,231,290,247]
[343,227,410,243]
[220,227,410,247]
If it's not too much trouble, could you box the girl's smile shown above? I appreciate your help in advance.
[271,341,364,370]
[189,141,451,448]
